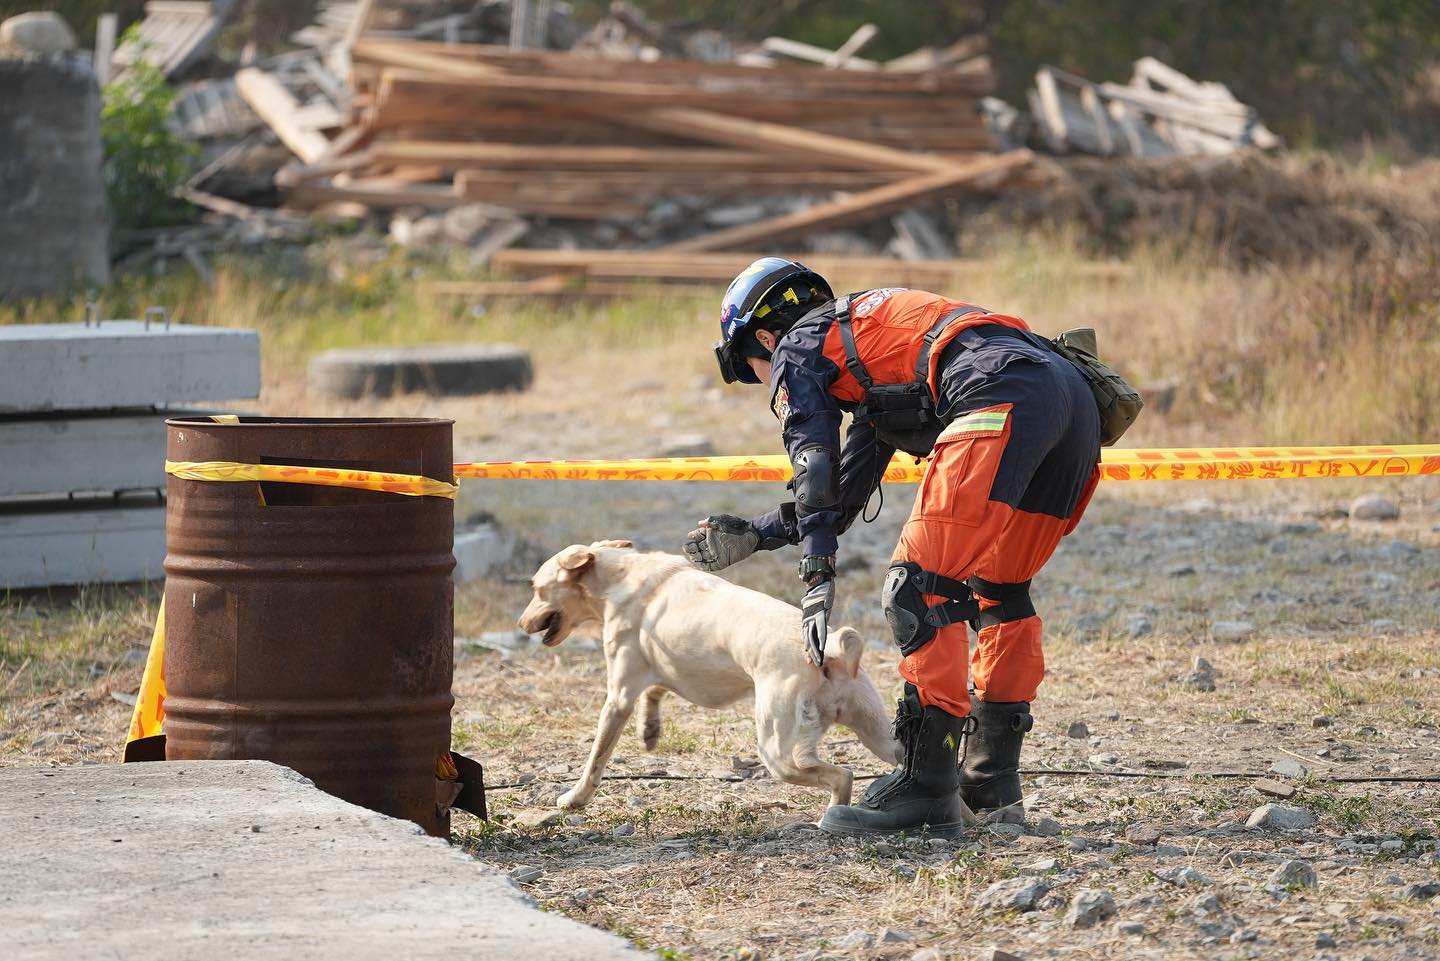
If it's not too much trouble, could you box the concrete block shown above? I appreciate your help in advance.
[0,322,260,413]
[0,761,646,961]
[0,498,165,588]
[0,408,219,497]
[452,521,517,583]
[0,55,107,298]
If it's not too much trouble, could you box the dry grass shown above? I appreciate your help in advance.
[4,230,1437,452]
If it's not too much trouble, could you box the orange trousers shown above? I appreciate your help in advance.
[892,406,1099,716]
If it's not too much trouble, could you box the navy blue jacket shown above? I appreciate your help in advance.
[750,304,893,558]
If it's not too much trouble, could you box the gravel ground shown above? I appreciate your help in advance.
[447,479,1440,961]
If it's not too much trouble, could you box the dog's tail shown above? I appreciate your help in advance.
[822,625,865,681]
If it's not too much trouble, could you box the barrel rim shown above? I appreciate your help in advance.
[166,416,456,428]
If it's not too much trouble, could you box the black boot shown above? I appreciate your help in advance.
[957,699,1033,811]
[819,685,973,838]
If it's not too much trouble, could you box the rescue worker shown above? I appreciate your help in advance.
[684,257,1101,837]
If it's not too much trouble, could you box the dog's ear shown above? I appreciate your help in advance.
[590,539,635,550]
[556,545,596,579]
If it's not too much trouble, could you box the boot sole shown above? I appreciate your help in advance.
[817,818,970,840]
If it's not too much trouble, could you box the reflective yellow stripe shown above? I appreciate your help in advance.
[936,410,1009,443]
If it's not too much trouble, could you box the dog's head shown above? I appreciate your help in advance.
[517,540,634,646]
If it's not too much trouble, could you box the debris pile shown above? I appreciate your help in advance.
[98,1,1292,281]
[97,0,1025,273]
[1015,57,1281,158]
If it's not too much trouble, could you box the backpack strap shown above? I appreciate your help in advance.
[840,298,991,390]
[834,294,874,391]
[913,305,988,381]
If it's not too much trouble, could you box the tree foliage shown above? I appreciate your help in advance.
[100,57,196,231]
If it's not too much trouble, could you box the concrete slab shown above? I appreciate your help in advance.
[0,498,165,588]
[0,322,259,413]
[0,408,219,497]
[0,761,647,961]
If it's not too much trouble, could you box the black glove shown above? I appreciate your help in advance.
[683,514,761,572]
[799,556,836,666]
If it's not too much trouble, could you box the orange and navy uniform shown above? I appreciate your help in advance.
[751,288,1101,716]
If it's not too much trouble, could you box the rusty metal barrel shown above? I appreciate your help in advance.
[163,417,455,836]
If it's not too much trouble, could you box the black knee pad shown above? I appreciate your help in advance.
[881,562,935,656]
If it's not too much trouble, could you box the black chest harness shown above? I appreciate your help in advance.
[833,293,988,458]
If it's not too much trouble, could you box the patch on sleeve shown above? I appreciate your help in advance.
[935,407,1009,443]
[770,384,792,422]
[850,287,906,318]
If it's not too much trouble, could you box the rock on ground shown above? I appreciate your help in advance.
[975,877,1050,913]
[1246,803,1317,830]
[1065,889,1117,929]
[1210,620,1256,642]
[1267,859,1318,891]
[1349,493,1400,520]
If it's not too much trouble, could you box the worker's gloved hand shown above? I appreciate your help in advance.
[799,556,836,667]
[683,515,761,572]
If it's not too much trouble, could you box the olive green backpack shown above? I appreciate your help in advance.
[1050,328,1144,446]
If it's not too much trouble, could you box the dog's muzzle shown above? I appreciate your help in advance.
[538,611,564,646]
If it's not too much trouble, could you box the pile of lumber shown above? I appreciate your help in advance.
[262,29,1023,250]
[1027,57,1280,158]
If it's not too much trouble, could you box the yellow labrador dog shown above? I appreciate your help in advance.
[518,541,901,810]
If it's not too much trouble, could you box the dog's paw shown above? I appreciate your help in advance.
[556,787,588,810]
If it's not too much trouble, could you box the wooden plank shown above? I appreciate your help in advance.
[762,36,879,70]
[370,67,973,123]
[351,38,990,94]
[235,68,330,163]
[825,23,879,69]
[662,151,1032,253]
[447,169,890,200]
[286,179,470,210]
[370,142,800,171]
[885,36,987,72]
[608,106,956,174]
[344,0,377,48]
[450,172,648,218]
[94,13,117,86]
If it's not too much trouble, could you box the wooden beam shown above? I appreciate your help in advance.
[235,68,330,164]
[370,141,802,171]
[94,13,117,86]
[662,151,1033,253]
[762,35,879,70]
[825,23,879,69]
[607,106,956,174]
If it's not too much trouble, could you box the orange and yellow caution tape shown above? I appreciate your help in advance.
[453,445,1440,483]
[164,460,459,498]
[126,597,167,744]
[163,445,1440,498]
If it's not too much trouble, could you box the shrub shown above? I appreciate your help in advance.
[100,54,196,231]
